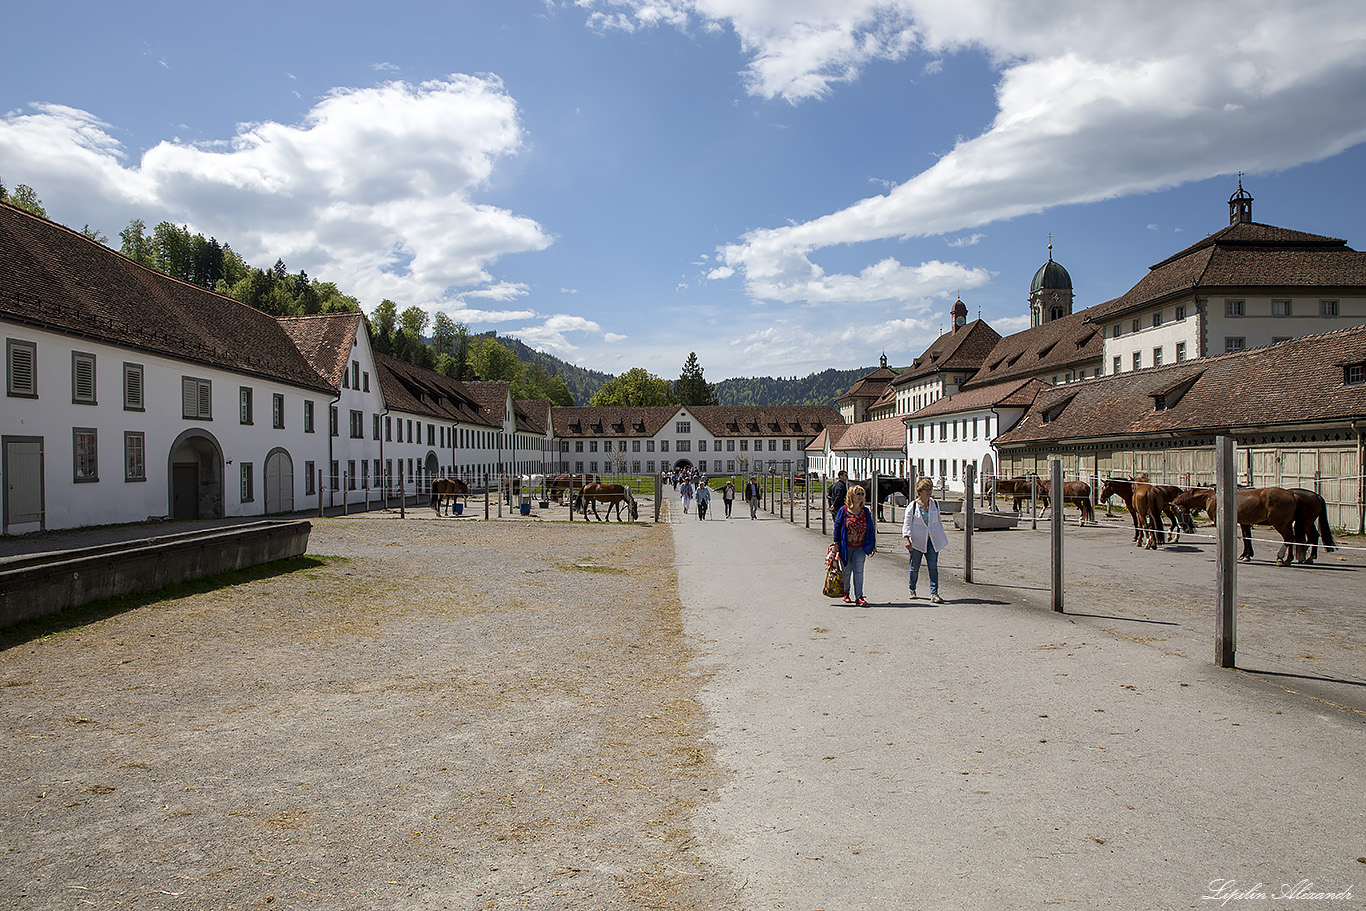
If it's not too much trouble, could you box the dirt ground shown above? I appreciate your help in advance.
[0,517,742,910]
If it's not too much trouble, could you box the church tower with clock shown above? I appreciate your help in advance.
[1029,242,1074,328]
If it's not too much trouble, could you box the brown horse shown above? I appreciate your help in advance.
[549,473,600,504]
[1170,486,1300,565]
[1038,479,1096,525]
[431,477,469,515]
[1288,488,1337,564]
[986,476,1048,513]
[574,483,638,522]
[1100,477,1174,547]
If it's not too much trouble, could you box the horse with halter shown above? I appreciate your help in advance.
[1170,486,1300,564]
[573,483,638,522]
[431,477,470,516]
[985,475,1048,513]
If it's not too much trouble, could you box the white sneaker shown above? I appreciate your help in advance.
[930,593,945,604]
[908,589,916,599]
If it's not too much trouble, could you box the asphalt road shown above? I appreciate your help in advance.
[670,492,1366,910]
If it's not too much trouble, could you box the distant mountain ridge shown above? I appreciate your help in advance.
[490,331,872,408]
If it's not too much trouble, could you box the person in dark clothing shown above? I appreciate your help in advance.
[828,470,849,517]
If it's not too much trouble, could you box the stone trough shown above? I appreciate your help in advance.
[0,520,312,628]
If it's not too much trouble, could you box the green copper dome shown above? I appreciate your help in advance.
[1030,254,1072,294]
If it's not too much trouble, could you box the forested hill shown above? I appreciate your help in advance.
[715,368,872,407]
[483,333,613,406]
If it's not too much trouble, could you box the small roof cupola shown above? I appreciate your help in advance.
[1029,240,1074,328]
[1229,175,1254,225]
[951,296,968,331]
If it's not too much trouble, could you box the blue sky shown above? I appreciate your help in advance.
[4,1,1366,382]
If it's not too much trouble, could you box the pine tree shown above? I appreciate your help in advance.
[675,351,717,406]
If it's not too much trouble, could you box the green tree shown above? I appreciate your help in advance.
[80,225,108,245]
[119,219,155,267]
[675,351,717,406]
[399,305,430,341]
[431,312,459,357]
[470,336,522,384]
[4,183,47,218]
[590,367,678,407]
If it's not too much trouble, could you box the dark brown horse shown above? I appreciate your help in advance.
[574,483,638,522]
[1038,479,1096,525]
[1171,486,1300,565]
[986,476,1048,513]
[431,477,469,515]
[853,477,912,522]
[549,473,600,504]
[1288,487,1337,564]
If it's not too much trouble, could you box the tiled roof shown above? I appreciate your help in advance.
[994,325,1366,446]
[277,312,365,389]
[515,399,551,434]
[838,365,899,402]
[550,405,843,438]
[965,309,1103,388]
[1088,221,1366,322]
[893,320,1003,384]
[904,377,1049,420]
[372,353,496,426]
[828,414,906,452]
[0,202,334,394]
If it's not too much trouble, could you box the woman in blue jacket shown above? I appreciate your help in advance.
[834,484,877,605]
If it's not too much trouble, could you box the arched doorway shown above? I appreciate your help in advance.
[673,459,693,470]
[167,430,224,520]
[425,452,440,478]
[265,448,294,515]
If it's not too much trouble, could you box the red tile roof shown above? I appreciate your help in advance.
[0,202,334,394]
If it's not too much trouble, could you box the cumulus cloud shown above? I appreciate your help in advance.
[513,313,611,355]
[0,75,553,316]
[586,0,1366,307]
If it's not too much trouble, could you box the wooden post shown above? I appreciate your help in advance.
[805,474,811,528]
[343,473,349,515]
[1030,475,1038,531]
[1050,459,1064,612]
[964,463,975,584]
[318,470,325,518]
[820,475,827,536]
[1215,436,1237,668]
[484,473,490,520]
[399,473,405,519]
[654,472,662,523]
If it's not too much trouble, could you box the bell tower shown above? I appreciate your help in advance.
[1029,239,1074,328]
[1229,174,1254,225]
[951,297,968,332]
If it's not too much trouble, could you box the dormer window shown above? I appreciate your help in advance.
[1346,363,1366,386]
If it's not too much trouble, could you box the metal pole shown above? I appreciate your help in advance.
[805,474,811,528]
[964,463,975,584]
[1050,459,1064,612]
[820,475,827,536]
[1030,475,1038,531]
[1215,436,1237,668]
[654,472,662,523]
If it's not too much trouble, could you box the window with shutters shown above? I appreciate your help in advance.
[124,363,144,411]
[273,393,285,428]
[72,352,97,404]
[240,463,254,502]
[182,377,211,419]
[74,428,98,482]
[239,387,253,424]
[125,432,146,481]
[305,461,316,495]
[7,339,37,398]
[304,400,315,433]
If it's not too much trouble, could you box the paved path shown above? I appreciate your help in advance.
[669,491,1365,909]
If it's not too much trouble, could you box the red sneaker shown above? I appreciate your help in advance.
[843,594,853,604]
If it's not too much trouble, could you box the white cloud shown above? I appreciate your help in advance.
[946,233,985,247]
[589,1,1366,307]
[0,75,552,317]
[513,313,611,355]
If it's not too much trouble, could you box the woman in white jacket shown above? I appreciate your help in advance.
[902,477,950,603]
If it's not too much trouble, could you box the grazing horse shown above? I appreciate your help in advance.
[987,476,1048,513]
[430,477,469,516]
[1037,479,1096,526]
[549,473,599,504]
[574,483,638,522]
[1171,486,1300,565]
[1288,488,1337,564]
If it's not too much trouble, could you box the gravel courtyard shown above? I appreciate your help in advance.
[0,517,742,910]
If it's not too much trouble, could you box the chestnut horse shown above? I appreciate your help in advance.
[431,477,469,516]
[1170,486,1299,565]
[1039,479,1096,526]
[574,483,638,522]
[1100,477,1175,548]
[986,476,1048,513]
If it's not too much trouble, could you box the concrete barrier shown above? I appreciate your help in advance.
[0,520,312,628]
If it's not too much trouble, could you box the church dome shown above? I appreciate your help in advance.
[1030,251,1072,294]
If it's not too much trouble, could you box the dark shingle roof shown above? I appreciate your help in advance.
[1088,221,1366,322]
[372,353,496,426]
[894,320,1003,385]
[965,309,1103,388]
[995,325,1366,446]
[905,377,1049,420]
[0,202,334,394]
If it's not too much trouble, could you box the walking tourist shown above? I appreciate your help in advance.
[834,484,877,606]
[903,477,950,603]
[745,476,761,519]
[723,480,736,517]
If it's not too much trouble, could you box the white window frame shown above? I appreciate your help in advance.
[124,431,146,482]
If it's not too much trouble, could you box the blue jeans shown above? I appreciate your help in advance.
[909,543,938,594]
[842,548,868,599]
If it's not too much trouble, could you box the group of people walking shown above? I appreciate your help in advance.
[676,472,763,520]
[830,470,950,606]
